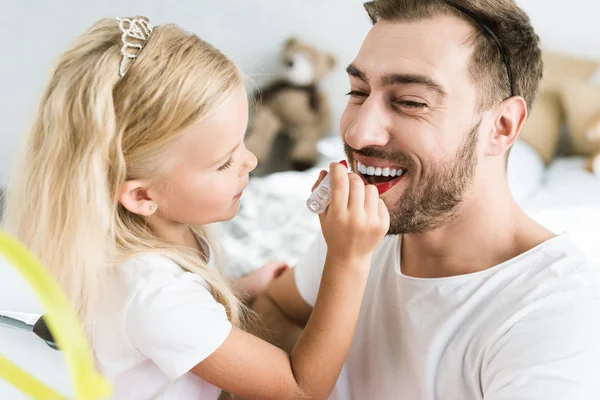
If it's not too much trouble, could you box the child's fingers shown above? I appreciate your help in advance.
[329,163,350,214]
[311,170,328,192]
[273,264,290,278]
[347,173,365,212]
[364,184,379,216]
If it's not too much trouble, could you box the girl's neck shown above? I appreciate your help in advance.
[149,215,203,254]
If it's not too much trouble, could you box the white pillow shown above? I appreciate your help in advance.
[507,140,546,207]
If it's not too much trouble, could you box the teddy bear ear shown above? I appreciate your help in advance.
[284,37,299,49]
[327,54,337,69]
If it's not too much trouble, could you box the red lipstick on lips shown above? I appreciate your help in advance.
[357,174,402,195]
[374,179,401,195]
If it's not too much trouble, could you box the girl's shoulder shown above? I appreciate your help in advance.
[117,253,211,295]
[99,253,232,382]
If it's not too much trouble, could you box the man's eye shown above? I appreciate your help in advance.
[397,100,428,109]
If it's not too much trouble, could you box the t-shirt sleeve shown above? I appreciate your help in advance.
[124,265,232,380]
[293,232,328,307]
[482,298,600,400]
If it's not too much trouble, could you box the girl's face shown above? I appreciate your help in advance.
[148,86,257,226]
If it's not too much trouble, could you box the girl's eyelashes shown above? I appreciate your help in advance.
[218,156,234,172]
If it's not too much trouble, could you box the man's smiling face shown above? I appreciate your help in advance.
[341,16,486,234]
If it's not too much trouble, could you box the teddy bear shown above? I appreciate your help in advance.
[245,37,336,173]
[519,50,600,176]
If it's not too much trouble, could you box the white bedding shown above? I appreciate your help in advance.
[220,168,323,277]
[220,139,600,277]
[523,157,600,262]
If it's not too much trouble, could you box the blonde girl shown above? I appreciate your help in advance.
[2,16,389,400]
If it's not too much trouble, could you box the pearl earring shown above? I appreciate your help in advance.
[149,205,156,212]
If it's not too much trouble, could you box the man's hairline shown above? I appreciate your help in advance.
[364,14,500,108]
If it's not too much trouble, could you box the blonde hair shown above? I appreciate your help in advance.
[2,17,246,327]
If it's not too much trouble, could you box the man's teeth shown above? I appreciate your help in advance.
[357,161,404,177]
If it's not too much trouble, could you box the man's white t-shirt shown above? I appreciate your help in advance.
[294,233,600,400]
[92,253,231,400]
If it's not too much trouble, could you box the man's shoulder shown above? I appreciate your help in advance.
[489,235,600,331]
[530,234,600,295]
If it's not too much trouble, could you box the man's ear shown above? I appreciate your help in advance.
[119,180,157,216]
[487,96,528,157]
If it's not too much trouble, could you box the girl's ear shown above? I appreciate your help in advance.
[119,180,157,216]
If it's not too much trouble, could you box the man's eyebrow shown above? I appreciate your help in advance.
[381,73,448,98]
[346,63,368,83]
[347,63,448,98]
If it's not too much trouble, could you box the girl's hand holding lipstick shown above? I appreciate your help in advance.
[312,161,390,263]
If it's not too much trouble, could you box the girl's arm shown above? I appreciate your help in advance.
[191,164,389,399]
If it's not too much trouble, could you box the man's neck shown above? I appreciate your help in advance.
[399,182,555,279]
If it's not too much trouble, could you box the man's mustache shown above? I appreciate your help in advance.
[344,143,415,172]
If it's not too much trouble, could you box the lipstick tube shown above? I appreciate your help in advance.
[306,160,349,214]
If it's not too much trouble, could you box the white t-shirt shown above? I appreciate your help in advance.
[92,253,232,400]
[295,233,600,400]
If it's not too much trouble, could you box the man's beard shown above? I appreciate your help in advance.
[345,121,479,235]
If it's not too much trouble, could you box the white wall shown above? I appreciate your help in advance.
[1,0,599,185]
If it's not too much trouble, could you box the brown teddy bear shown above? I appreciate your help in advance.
[245,37,336,173]
[519,50,600,176]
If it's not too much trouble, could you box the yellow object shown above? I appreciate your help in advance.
[0,355,64,400]
[0,230,112,399]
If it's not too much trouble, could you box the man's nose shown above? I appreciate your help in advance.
[344,99,391,150]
